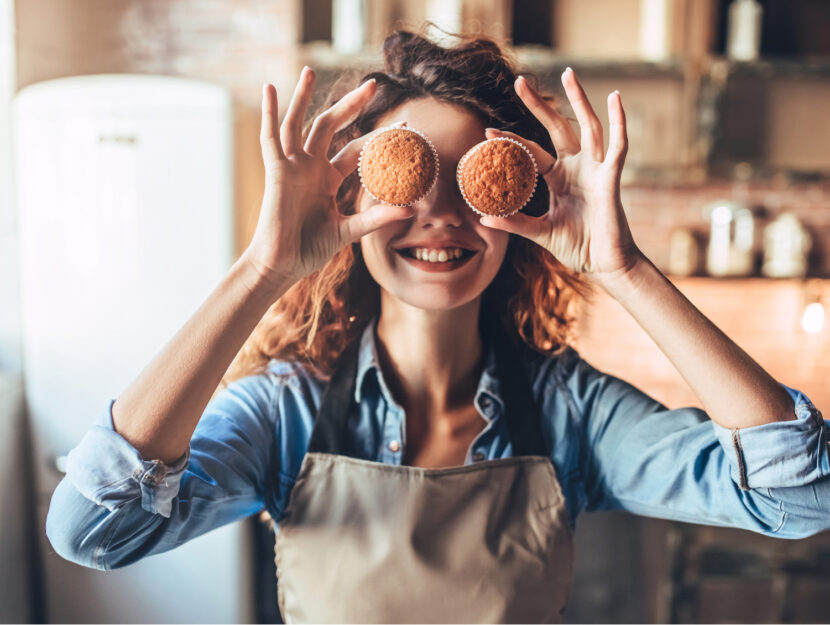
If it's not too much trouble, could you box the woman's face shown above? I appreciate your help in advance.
[358,98,510,312]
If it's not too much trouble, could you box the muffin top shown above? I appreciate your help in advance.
[457,138,537,217]
[358,127,438,206]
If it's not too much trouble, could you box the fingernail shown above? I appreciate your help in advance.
[564,66,573,75]
[364,78,376,86]
[485,127,503,134]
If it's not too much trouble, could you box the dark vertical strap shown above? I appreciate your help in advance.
[484,315,546,457]
[306,340,360,455]
[307,319,545,458]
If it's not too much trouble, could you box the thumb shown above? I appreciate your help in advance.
[339,203,416,245]
[479,213,550,248]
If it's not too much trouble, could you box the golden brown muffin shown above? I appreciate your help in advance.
[456,137,537,217]
[358,126,438,206]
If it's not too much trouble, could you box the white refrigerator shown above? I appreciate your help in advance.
[13,74,255,624]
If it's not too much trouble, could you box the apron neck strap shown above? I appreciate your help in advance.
[486,316,546,457]
[307,318,546,458]
[306,339,361,456]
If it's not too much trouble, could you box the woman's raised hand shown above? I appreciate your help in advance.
[480,68,643,287]
[244,68,415,290]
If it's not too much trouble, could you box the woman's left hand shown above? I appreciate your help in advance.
[480,68,642,287]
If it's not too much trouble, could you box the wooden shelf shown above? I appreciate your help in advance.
[296,41,830,184]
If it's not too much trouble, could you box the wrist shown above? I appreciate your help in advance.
[592,250,655,302]
[237,250,294,302]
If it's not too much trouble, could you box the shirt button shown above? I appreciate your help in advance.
[472,451,486,462]
[388,440,401,453]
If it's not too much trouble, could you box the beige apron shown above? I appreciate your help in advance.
[273,327,574,623]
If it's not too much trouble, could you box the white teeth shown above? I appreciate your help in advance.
[409,247,468,263]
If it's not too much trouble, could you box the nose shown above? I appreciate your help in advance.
[412,176,468,229]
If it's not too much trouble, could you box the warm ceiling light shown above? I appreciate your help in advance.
[801,302,825,334]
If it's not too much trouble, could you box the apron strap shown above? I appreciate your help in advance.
[306,339,361,455]
[485,314,547,457]
[307,317,546,457]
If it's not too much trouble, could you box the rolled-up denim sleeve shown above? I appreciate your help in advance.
[711,385,828,490]
[561,352,830,539]
[62,400,191,518]
[46,372,278,570]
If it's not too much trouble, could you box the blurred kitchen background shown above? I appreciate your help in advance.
[1,0,829,623]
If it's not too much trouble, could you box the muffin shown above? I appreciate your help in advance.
[456,137,538,217]
[358,125,438,206]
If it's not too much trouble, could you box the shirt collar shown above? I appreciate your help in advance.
[354,317,383,405]
[353,316,505,422]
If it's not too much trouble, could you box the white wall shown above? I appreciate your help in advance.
[0,1,33,623]
[0,0,21,373]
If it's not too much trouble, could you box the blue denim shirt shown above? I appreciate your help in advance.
[46,318,830,570]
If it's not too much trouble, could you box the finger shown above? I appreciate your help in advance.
[484,128,556,183]
[561,67,604,161]
[605,90,628,169]
[514,75,579,156]
[304,79,377,157]
[280,67,315,157]
[338,203,415,245]
[260,83,286,162]
[479,212,550,249]
[329,133,373,178]
[320,133,372,195]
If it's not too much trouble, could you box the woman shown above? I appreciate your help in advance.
[47,30,829,622]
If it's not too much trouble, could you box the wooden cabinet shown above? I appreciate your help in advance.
[574,277,830,410]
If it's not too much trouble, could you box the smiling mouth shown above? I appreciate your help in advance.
[397,247,477,262]
[393,247,478,271]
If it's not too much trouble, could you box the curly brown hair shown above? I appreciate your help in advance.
[220,27,589,389]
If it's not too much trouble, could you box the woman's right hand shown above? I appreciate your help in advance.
[243,67,415,292]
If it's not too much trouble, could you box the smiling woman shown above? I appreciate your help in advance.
[45,26,830,625]
[226,31,587,383]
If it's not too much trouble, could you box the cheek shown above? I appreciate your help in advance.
[359,231,385,274]
[482,229,510,263]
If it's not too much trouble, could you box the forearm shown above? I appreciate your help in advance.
[112,251,289,464]
[597,253,795,429]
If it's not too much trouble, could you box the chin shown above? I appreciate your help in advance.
[383,283,483,313]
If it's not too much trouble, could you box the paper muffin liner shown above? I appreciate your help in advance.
[357,124,439,207]
[456,136,539,218]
